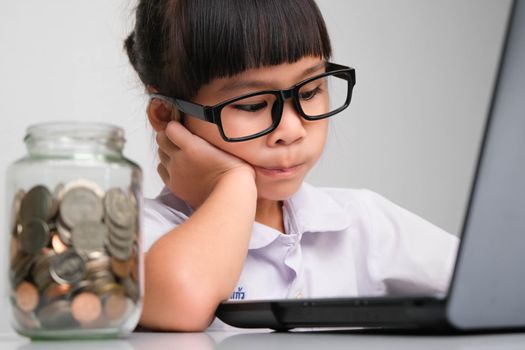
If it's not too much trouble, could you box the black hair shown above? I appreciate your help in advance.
[125,0,332,100]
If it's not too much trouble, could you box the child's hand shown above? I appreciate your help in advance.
[156,121,256,209]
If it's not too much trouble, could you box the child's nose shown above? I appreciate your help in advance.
[266,100,307,146]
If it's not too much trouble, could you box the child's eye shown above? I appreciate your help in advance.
[300,86,322,101]
[232,101,268,112]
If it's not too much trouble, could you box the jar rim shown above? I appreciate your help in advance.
[25,121,125,144]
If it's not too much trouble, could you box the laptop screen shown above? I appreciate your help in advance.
[447,0,525,328]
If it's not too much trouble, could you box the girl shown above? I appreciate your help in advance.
[124,0,458,331]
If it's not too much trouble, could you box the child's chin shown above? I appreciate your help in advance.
[256,180,303,202]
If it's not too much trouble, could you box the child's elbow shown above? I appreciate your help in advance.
[139,296,216,332]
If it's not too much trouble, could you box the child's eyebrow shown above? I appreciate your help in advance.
[218,62,327,93]
[302,61,327,77]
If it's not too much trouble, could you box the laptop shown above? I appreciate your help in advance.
[215,0,525,332]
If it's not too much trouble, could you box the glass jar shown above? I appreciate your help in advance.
[5,122,143,339]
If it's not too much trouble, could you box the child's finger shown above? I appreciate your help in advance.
[156,130,179,153]
[165,121,196,151]
[157,162,169,185]
[157,148,170,165]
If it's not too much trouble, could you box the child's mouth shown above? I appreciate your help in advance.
[255,163,304,177]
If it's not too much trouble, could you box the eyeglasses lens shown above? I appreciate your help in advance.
[219,73,349,140]
[298,74,348,118]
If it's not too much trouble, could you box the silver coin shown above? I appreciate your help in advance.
[19,219,50,254]
[108,233,133,251]
[32,250,56,291]
[91,280,120,296]
[60,178,104,199]
[107,223,134,247]
[36,300,78,329]
[106,217,135,242]
[106,234,134,261]
[89,273,116,295]
[88,269,114,281]
[71,221,108,256]
[60,187,104,229]
[85,254,111,273]
[49,251,86,285]
[19,185,54,223]
[12,306,41,329]
[47,183,65,220]
[56,217,72,246]
[67,280,92,298]
[34,264,53,292]
[122,277,139,302]
[104,188,134,228]
[10,253,35,287]
[106,211,135,240]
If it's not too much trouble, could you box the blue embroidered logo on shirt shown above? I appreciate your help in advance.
[230,287,245,300]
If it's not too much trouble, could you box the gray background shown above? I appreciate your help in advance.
[0,0,512,334]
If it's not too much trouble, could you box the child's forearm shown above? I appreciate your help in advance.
[140,170,257,331]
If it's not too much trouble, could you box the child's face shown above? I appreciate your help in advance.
[185,56,329,201]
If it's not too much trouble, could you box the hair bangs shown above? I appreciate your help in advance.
[162,0,331,99]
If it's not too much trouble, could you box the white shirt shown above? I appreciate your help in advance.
[143,182,459,329]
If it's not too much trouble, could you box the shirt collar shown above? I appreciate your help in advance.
[248,182,353,250]
[286,182,353,233]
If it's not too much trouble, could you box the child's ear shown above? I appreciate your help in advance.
[147,98,173,132]
[146,86,182,131]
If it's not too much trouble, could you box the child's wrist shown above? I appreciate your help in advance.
[221,166,256,183]
[217,167,257,192]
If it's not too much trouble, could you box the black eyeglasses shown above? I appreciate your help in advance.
[150,62,356,142]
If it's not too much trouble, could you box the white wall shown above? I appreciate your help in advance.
[0,0,512,334]
[311,0,512,236]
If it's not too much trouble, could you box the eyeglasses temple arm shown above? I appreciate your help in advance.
[150,94,211,122]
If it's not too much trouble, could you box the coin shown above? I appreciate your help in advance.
[104,188,134,228]
[107,237,133,261]
[68,280,92,298]
[19,219,50,254]
[60,187,104,228]
[10,236,19,262]
[56,217,72,246]
[130,243,140,282]
[44,282,71,300]
[110,257,133,278]
[71,221,108,257]
[51,234,68,253]
[80,314,108,329]
[60,178,104,199]
[47,183,64,220]
[88,269,115,284]
[91,281,121,296]
[49,250,86,285]
[10,253,35,287]
[122,277,139,302]
[106,226,134,260]
[15,282,39,313]
[104,292,128,321]
[37,300,78,329]
[107,216,135,237]
[32,250,55,291]
[12,306,41,330]
[19,185,54,223]
[85,255,110,273]
[9,179,141,332]
[71,292,102,323]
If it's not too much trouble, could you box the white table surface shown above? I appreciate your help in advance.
[2,329,525,350]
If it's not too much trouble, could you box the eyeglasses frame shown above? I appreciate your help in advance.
[150,62,356,142]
